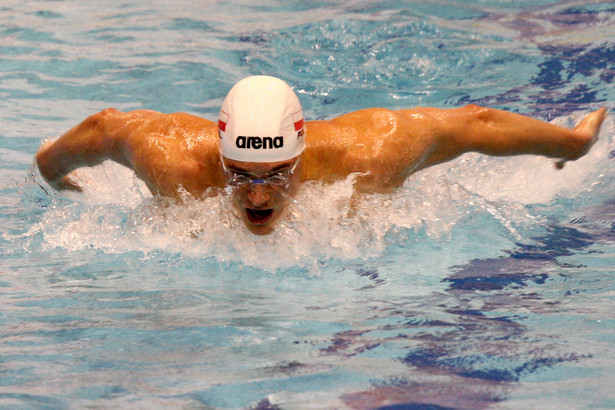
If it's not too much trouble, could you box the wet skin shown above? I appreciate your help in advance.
[34,106,607,235]
[221,156,302,235]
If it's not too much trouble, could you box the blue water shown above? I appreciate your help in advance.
[2,0,615,408]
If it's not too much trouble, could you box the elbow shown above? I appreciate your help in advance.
[99,107,122,118]
[462,104,494,124]
[86,108,120,131]
[462,104,489,115]
[462,103,482,111]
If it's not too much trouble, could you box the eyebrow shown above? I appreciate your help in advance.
[227,163,292,174]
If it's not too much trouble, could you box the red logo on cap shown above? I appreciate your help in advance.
[292,110,303,132]
[218,110,229,132]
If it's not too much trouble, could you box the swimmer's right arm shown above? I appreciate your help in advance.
[36,108,223,197]
[35,108,138,191]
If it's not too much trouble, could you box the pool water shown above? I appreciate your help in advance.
[2,0,615,408]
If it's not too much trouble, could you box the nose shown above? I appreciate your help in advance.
[247,183,271,207]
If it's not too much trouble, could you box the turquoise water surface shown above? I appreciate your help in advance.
[1,0,615,408]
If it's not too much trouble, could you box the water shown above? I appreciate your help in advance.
[1,0,615,408]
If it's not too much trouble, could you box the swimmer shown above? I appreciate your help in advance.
[35,75,607,235]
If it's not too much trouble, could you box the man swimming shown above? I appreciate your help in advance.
[35,75,607,235]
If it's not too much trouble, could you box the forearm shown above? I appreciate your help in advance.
[35,108,128,189]
[446,105,606,160]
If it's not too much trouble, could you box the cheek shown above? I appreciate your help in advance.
[284,181,300,199]
[231,189,247,207]
[270,189,287,203]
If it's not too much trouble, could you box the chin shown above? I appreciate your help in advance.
[246,223,275,235]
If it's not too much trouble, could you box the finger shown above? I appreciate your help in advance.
[555,159,566,169]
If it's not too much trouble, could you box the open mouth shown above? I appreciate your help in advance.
[245,208,274,225]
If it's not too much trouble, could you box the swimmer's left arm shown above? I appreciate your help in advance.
[417,105,607,169]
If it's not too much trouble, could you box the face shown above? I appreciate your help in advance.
[221,156,302,235]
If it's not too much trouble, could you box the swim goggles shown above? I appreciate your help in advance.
[221,157,300,188]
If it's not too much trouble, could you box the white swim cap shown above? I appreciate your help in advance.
[218,75,305,163]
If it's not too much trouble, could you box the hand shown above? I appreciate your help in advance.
[36,139,83,191]
[555,107,607,169]
[53,174,84,192]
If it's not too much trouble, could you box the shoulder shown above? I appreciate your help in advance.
[112,110,217,146]
[305,108,402,146]
[321,108,402,130]
[123,111,216,135]
[136,112,220,172]
[99,109,217,145]
[302,107,443,189]
[114,110,223,195]
[307,107,439,136]
[306,107,439,154]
